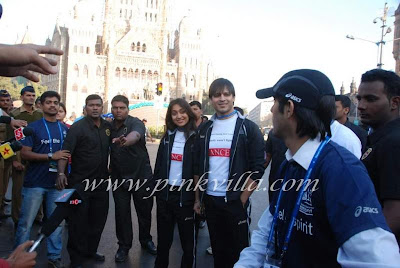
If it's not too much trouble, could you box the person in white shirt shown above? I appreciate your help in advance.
[235,69,400,268]
[193,78,265,268]
[153,98,198,268]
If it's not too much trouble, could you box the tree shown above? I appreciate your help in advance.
[0,77,47,100]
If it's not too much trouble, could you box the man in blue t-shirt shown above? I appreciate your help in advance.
[234,69,400,268]
[14,91,70,268]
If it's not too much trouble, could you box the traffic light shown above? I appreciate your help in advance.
[156,82,163,96]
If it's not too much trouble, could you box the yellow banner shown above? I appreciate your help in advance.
[0,143,15,160]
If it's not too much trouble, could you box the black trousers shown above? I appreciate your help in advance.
[67,186,109,266]
[204,194,250,268]
[112,183,153,249]
[154,191,195,268]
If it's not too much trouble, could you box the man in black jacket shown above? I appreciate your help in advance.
[193,78,265,268]
[109,95,156,262]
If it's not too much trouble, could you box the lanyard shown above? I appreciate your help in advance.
[215,110,237,120]
[42,118,64,153]
[267,136,330,260]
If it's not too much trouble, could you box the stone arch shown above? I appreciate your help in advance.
[73,64,79,77]
[115,67,121,78]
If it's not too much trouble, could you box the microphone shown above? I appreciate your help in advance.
[0,127,33,159]
[29,189,82,252]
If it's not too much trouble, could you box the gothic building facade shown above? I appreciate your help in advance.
[41,0,216,117]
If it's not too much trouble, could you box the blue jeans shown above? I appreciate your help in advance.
[15,187,63,260]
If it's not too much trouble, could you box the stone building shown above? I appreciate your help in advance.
[41,0,216,118]
[393,4,400,74]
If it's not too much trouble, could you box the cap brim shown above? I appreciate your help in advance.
[256,87,275,99]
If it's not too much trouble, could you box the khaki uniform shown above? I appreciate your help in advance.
[0,122,11,215]
[7,106,43,223]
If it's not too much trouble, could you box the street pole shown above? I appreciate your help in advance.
[377,2,388,69]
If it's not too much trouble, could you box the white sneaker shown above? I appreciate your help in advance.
[206,246,213,255]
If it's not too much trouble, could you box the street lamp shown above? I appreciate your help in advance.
[346,2,391,69]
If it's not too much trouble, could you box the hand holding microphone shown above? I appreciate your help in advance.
[6,240,37,268]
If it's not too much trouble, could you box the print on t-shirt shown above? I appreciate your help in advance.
[169,131,185,186]
[207,114,237,196]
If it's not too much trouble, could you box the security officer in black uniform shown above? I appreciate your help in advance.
[358,69,400,245]
[56,94,111,268]
[110,95,156,262]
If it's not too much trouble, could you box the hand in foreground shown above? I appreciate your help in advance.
[112,135,128,147]
[0,44,64,82]
[12,161,25,171]
[193,200,202,215]
[6,240,37,268]
[10,119,27,130]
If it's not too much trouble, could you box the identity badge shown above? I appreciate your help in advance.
[49,160,58,172]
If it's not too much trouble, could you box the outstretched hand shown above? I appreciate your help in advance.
[6,240,37,268]
[0,44,64,82]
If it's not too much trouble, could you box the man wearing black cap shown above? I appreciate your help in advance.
[6,86,42,226]
[358,69,400,245]
[193,78,265,268]
[235,69,400,267]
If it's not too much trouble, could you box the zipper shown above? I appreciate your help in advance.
[179,132,196,207]
[200,124,212,204]
[225,118,245,203]
[166,136,171,201]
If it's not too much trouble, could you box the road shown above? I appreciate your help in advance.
[0,142,270,268]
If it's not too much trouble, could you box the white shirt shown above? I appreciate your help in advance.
[234,138,400,268]
[207,114,238,196]
[168,130,185,186]
[331,120,362,159]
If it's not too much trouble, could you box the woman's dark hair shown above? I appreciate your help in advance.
[209,78,235,98]
[277,95,334,140]
[59,102,66,114]
[165,98,197,138]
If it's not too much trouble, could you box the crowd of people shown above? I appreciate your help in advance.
[0,42,399,268]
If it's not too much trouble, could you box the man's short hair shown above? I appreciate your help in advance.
[142,118,147,122]
[209,78,235,99]
[85,94,103,105]
[35,96,41,104]
[335,95,351,109]
[361,69,400,100]
[20,86,35,95]
[0,89,10,98]
[189,101,202,109]
[111,95,129,108]
[40,91,60,104]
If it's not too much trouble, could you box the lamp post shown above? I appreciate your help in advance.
[346,2,392,69]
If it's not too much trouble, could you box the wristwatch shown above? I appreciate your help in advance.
[47,153,53,160]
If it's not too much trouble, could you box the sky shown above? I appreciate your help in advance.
[0,0,399,111]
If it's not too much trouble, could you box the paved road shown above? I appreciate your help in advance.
[0,142,270,267]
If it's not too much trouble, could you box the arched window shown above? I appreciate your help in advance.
[96,66,101,76]
[184,74,188,87]
[137,42,141,52]
[145,13,147,21]
[72,83,78,92]
[115,67,121,78]
[122,68,127,79]
[171,73,176,86]
[128,68,133,79]
[153,71,158,83]
[142,44,146,52]
[83,65,88,78]
[135,69,139,79]
[147,70,152,81]
[150,13,152,22]
[131,42,135,51]
[155,14,157,22]
[151,0,153,8]
[120,9,122,18]
[141,69,146,80]
[82,86,88,93]
[86,47,90,54]
[73,64,79,77]
[103,66,107,76]
[73,45,77,53]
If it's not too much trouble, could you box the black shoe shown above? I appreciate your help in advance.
[48,258,62,268]
[93,252,105,262]
[115,248,128,262]
[3,198,11,203]
[141,240,157,255]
